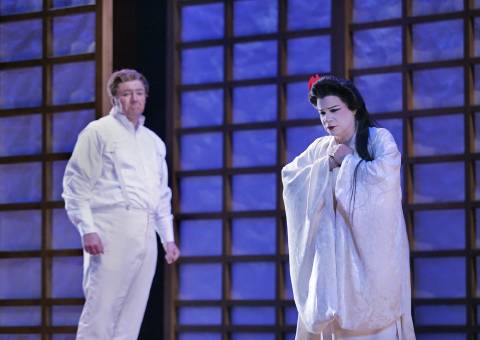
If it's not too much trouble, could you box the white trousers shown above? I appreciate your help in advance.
[76,207,158,340]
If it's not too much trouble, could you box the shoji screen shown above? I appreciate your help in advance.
[168,0,480,339]
[168,1,333,339]
[0,1,111,339]
[351,0,477,339]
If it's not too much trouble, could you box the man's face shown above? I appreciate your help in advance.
[116,80,147,119]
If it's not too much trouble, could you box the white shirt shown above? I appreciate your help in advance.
[62,108,174,244]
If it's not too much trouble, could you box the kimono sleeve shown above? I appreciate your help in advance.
[339,127,401,188]
[333,127,407,331]
[281,137,339,333]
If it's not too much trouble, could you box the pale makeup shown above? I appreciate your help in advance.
[316,95,356,144]
[115,80,147,125]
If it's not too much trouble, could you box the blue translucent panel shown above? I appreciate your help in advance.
[0,0,42,15]
[415,257,465,297]
[416,334,465,340]
[0,162,41,204]
[0,258,41,298]
[0,336,40,340]
[353,27,401,68]
[286,82,315,120]
[181,133,223,170]
[287,0,331,30]
[180,176,222,212]
[233,129,276,167]
[475,259,480,295]
[288,36,330,75]
[475,18,480,57]
[232,218,276,255]
[179,333,221,340]
[413,67,464,109]
[286,125,326,162]
[476,210,480,248]
[0,306,41,326]
[413,162,464,203]
[52,209,81,249]
[233,85,277,123]
[231,262,275,299]
[413,20,463,62]
[182,3,224,42]
[282,219,289,255]
[415,305,465,325]
[0,19,41,61]
[179,264,222,300]
[181,89,223,127]
[234,41,277,80]
[52,305,82,326]
[476,210,480,247]
[475,65,480,105]
[52,0,94,8]
[52,335,75,340]
[476,162,480,199]
[0,67,42,109]
[0,210,41,251]
[377,119,403,154]
[284,262,293,299]
[0,114,41,156]
[234,0,277,36]
[286,334,296,340]
[353,0,401,23]
[412,0,463,15]
[354,73,402,113]
[182,47,223,84]
[52,160,68,201]
[51,257,83,298]
[178,307,222,325]
[477,0,480,8]
[180,219,222,256]
[232,174,276,211]
[53,110,95,153]
[232,334,275,340]
[285,307,298,325]
[231,306,275,325]
[53,13,95,56]
[53,61,95,105]
[413,114,464,156]
[414,210,465,250]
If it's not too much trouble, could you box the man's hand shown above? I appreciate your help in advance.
[83,232,104,255]
[164,242,180,264]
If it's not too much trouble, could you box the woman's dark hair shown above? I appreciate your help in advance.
[309,74,376,217]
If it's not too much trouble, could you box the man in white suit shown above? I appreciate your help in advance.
[63,69,180,340]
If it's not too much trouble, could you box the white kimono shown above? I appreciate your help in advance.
[282,127,415,340]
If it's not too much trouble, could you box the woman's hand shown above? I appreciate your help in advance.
[331,144,354,165]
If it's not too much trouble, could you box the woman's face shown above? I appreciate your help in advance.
[316,95,356,143]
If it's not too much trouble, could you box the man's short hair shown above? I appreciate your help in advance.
[107,69,149,98]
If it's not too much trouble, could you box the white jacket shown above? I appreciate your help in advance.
[62,108,174,244]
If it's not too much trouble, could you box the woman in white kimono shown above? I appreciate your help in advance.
[282,75,415,340]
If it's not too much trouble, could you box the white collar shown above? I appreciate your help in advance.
[109,106,145,130]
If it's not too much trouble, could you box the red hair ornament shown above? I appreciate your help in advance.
[308,74,322,91]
